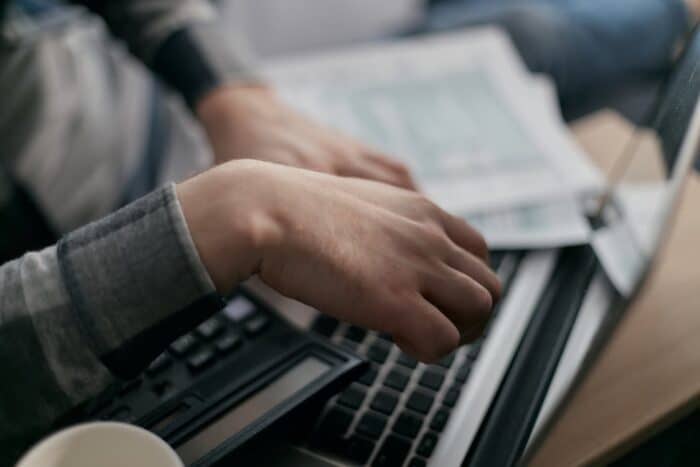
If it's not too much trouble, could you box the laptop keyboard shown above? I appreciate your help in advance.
[307,252,521,466]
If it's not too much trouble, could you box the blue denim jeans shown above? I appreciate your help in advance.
[424,0,692,98]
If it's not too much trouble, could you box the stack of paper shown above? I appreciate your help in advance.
[591,182,669,296]
[263,28,604,249]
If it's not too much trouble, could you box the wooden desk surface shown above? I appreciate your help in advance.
[529,111,700,466]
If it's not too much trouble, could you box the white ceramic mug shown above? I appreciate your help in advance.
[16,422,184,467]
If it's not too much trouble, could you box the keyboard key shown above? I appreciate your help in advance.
[107,406,132,422]
[437,353,456,369]
[490,252,505,271]
[406,391,434,414]
[409,457,427,467]
[244,314,269,336]
[341,339,358,352]
[384,368,410,391]
[378,332,393,342]
[146,354,172,376]
[397,353,418,369]
[92,390,117,414]
[338,384,367,410]
[196,317,223,340]
[319,407,353,438]
[314,407,354,451]
[187,349,215,372]
[345,436,375,464]
[419,369,445,391]
[416,432,438,457]
[344,326,367,343]
[222,296,256,322]
[455,364,471,384]
[372,434,412,467]
[119,377,142,396]
[169,333,198,357]
[430,408,450,432]
[466,343,481,361]
[370,390,399,416]
[215,332,242,354]
[443,386,461,408]
[312,315,340,337]
[356,411,388,438]
[358,365,379,386]
[151,380,173,398]
[393,412,423,438]
[375,339,392,352]
[367,341,391,364]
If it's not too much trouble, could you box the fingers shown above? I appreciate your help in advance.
[317,133,417,189]
[337,153,414,189]
[391,295,461,363]
[337,157,411,189]
[440,213,490,264]
[421,264,494,340]
[445,247,501,303]
[390,257,497,361]
[364,151,417,190]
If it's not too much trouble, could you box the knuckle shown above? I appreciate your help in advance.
[455,215,488,254]
[383,275,418,299]
[414,194,439,215]
[377,291,416,331]
[418,223,451,255]
[419,221,444,241]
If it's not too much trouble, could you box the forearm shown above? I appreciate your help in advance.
[0,158,497,464]
[57,184,222,379]
[76,0,260,107]
[0,184,221,463]
[0,245,110,463]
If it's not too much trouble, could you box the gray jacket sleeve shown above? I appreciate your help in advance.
[0,183,221,464]
[79,0,259,107]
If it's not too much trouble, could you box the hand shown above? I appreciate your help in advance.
[196,84,416,189]
[177,160,500,362]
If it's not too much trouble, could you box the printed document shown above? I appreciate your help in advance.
[264,28,602,216]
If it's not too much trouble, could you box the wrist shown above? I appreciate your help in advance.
[196,82,273,124]
[686,0,700,23]
[196,83,278,165]
[176,160,281,293]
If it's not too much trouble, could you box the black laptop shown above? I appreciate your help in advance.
[68,28,700,467]
[229,27,700,467]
